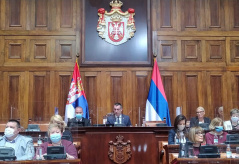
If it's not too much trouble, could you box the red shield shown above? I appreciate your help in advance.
[108,22,124,42]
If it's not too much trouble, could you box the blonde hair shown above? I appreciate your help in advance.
[209,117,222,130]
[49,115,66,130]
[188,126,204,143]
[48,123,63,137]
[230,108,239,116]
[196,106,205,112]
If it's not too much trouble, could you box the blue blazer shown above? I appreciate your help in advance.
[0,135,34,160]
[106,114,131,126]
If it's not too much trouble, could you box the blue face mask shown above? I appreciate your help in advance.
[215,126,223,132]
[76,114,83,120]
[50,133,61,143]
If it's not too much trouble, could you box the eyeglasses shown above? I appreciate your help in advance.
[195,132,205,135]
[196,111,204,114]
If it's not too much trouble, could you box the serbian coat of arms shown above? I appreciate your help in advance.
[97,0,136,46]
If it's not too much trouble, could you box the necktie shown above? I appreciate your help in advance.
[117,117,120,124]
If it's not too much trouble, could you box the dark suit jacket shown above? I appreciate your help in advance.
[189,116,211,128]
[106,114,131,126]
[67,117,91,127]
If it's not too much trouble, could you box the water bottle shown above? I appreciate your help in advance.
[214,134,218,145]
[37,135,42,160]
[180,143,186,158]
[226,144,232,158]
[174,135,179,144]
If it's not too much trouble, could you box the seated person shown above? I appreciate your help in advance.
[106,103,131,126]
[37,123,78,160]
[46,115,73,142]
[67,106,91,127]
[217,106,224,121]
[188,126,205,156]
[190,106,211,128]
[0,119,34,160]
[205,117,227,145]
[168,115,188,144]
[224,108,239,130]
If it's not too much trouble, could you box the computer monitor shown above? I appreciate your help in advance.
[198,145,220,158]
[0,147,16,161]
[156,123,168,127]
[225,134,239,144]
[43,146,66,160]
[198,123,209,130]
[61,135,71,141]
[25,124,40,132]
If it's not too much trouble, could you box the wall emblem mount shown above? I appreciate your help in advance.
[97,0,136,46]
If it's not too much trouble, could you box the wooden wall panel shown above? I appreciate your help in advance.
[35,0,48,27]
[182,73,200,119]
[55,39,76,63]
[181,40,201,62]
[29,72,50,121]
[5,39,26,62]
[0,0,239,127]
[84,72,99,125]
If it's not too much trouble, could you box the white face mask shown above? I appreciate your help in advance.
[177,125,185,131]
[4,128,15,138]
[231,116,239,123]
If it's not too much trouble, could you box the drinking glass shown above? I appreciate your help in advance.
[236,147,239,158]
[188,147,194,158]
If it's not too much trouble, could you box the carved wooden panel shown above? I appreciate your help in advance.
[29,72,50,121]
[181,0,199,30]
[161,74,174,124]
[233,0,239,28]
[160,0,172,28]
[157,40,177,62]
[30,39,51,62]
[60,0,73,28]
[230,40,239,62]
[183,73,199,119]
[2,72,25,123]
[181,40,201,62]
[83,72,99,125]
[55,39,76,62]
[206,40,225,62]
[55,72,72,117]
[5,0,26,29]
[231,73,239,114]
[5,39,26,62]
[209,75,222,118]
[111,73,123,110]
[133,71,150,125]
[35,0,48,27]
[206,0,225,29]
[152,0,176,31]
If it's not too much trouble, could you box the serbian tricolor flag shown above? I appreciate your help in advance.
[64,61,89,123]
[145,59,171,126]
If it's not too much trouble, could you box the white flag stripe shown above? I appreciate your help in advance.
[145,100,162,121]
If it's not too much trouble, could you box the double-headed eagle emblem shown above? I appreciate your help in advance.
[97,0,136,46]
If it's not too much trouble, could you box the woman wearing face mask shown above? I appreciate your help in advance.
[49,115,73,142]
[224,108,239,130]
[38,123,78,160]
[188,126,205,156]
[205,117,227,145]
[168,115,188,145]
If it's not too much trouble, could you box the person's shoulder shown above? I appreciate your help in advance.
[62,139,73,145]
[68,118,76,122]
[169,129,176,133]
[123,114,130,118]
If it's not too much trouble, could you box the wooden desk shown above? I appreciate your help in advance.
[0,159,81,164]
[164,144,239,164]
[171,157,239,164]
[0,127,171,164]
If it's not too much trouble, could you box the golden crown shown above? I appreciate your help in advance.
[110,14,122,22]
[110,0,123,8]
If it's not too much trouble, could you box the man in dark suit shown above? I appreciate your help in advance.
[106,103,131,126]
[67,106,91,127]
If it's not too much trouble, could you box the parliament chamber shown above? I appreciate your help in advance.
[0,0,239,163]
